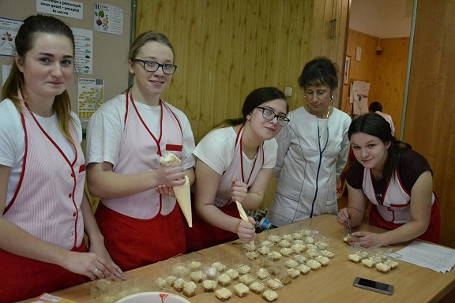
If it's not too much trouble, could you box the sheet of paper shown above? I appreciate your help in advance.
[392,241,455,273]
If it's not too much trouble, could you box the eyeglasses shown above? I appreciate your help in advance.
[256,107,290,126]
[132,58,177,75]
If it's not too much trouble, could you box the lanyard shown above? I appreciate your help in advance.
[126,89,164,156]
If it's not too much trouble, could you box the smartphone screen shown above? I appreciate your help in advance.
[353,277,394,295]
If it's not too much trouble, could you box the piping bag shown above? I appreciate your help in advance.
[160,153,192,227]
[235,201,255,249]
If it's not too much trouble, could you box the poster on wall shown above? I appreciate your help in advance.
[0,17,22,57]
[93,3,123,35]
[78,78,104,123]
[36,0,83,20]
[72,27,93,75]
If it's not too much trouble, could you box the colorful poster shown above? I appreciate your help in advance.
[78,78,104,123]
[94,3,123,35]
[0,17,22,57]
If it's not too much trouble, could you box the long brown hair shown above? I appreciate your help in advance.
[1,15,76,142]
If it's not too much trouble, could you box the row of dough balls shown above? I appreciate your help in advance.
[155,254,330,301]
[348,251,399,273]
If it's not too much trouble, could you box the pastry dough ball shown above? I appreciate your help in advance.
[250,281,266,294]
[266,278,283,290]
[189,260,202,270]
[202,279,217,292]
[291,243,306,254]
[268,234,281,243]
[182,281,197,297]
[315,255,330,266]
[361,258,375,268]
[225,268,239,280]
[282,234,293,242]
[237,264,251,275]
[280,247,294,256]
[285,259,299,268]
[297,263,311,274]
[306,259,322,270]
[258,245,271,255]
[304,236,315,244]
[190,270,204,283]
[257,268,270,280]
[212,262,226,272]
[278,239,292,248]
[239,274,255,286]
[244,242,256,251]
[320,249,334,258]
[306,248,320,258]
[173,277,186,292]
[215,287,232,302]
[246,251,260,260]
[218,273,232,286]
[348,253,362,263]
[293,254,308,264]
[287,268,301,279]
[386,259,399,269]
[267,251,282,261]
[262,289,279,302]
[376,262,392,273]
[233,282,250,297]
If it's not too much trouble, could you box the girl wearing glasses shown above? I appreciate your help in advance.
[186,87,288,251]
[86,31,195,270]
[266,57,351,226]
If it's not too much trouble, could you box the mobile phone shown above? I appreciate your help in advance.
[353,277,394,295]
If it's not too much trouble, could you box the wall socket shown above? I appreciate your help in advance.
[284,87,293,97]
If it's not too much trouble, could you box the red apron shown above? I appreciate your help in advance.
[185,201,241,251]
[0,243,89,302]
[369,198,441,244]
[96,202,186,271]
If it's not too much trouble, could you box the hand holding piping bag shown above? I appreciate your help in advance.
[160,153,192,227]
[235,201,256,249]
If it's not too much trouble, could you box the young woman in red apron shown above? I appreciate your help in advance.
[86,32,195,271]
[0,15,124,302]
[186,87,289,251]
[337,113,440,247]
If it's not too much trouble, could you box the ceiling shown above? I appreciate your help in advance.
[349,0,414,38]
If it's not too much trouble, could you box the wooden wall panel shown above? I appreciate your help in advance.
[341,29,409,136]
[405,0,455,247]
[137,0,313,142]
[136,0,349,209]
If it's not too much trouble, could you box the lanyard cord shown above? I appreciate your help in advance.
[309,123,329,218]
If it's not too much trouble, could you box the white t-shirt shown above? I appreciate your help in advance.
[86,93,195,169]
[0,99,82,205]
[193,126,277,175]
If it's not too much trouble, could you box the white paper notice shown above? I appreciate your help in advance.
[392,241,455,273]
[72,28,93,75]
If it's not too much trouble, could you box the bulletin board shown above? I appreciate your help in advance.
[0,0,132,128]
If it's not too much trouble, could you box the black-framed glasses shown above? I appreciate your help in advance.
[256,106,290,126]
[132,58,177,75]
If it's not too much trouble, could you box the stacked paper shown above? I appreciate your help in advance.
[392,241,455,273]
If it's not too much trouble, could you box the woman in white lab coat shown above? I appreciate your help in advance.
[266,57,351,226]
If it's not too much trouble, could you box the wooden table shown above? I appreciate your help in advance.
[33,214,455,302]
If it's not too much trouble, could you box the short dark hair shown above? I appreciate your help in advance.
[298,57,339,90]
[369,101,383,112]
